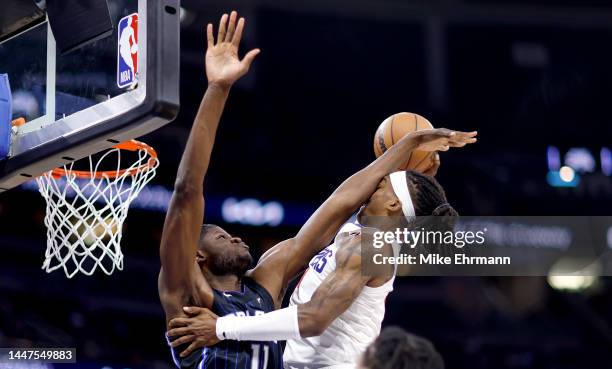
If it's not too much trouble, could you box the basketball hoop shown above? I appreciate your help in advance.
[35,140,159,278]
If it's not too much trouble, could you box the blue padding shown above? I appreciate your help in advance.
[0,74,11,159]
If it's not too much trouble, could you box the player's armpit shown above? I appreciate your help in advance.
[246,238,296,306]
[159,262,214,313]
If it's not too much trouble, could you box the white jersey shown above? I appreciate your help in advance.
[283,221,397,369]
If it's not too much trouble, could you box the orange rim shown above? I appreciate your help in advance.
[51,140,158,179]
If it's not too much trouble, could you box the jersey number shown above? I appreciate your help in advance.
[310,248,333,273]
[251,344,269,369]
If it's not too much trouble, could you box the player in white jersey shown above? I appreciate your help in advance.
[281,169,455,369]
[166,129,476,368]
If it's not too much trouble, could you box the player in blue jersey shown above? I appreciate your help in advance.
[159,10,476,369]
[158,12,276,369]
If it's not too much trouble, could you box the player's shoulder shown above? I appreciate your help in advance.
[242,277,276,307]
[334,230,363,270]
[334,226,395,271]
[337,221,361,234]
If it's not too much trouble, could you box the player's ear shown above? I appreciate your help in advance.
[196,249,207,263]
[385,197,402,214]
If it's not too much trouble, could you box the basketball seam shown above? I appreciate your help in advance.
[412,147,433,170]
[403,114,417,169]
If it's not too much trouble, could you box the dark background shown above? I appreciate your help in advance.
[1,0,612,368]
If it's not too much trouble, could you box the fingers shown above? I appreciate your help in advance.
[436,129,476,139]
[448,131,477,146]
[167,327,191,338]
[183,306,218,318]
[232,17,245,47]
[420,129,476,152]
[168,318,189,328]
[217,13,228,44]
[181,341,203,358]
[241,48,261,68]
[171,334,196,349]
[452,131,477,140]
[183,306,206,316]
[434,128,455,137]
[449,136,477,145]
[225,11,238,42]
[206,24,214,48]
[213,11,250,47]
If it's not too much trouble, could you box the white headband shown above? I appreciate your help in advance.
[389,171,415,218]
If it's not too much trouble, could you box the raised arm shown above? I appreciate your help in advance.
[158,12,260,312]
[249,128,477,304]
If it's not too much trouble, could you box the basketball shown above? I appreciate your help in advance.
[373,112,436,172]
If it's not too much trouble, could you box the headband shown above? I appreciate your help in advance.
[389,171,415,218]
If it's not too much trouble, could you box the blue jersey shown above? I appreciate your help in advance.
[168,278,283,369]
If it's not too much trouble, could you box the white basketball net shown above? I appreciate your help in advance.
[35,142,158,278]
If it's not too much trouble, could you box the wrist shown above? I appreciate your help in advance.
[402,130,425,144]
[207,80,232,92]
[396,132,422,152]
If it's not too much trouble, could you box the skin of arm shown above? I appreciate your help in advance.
[295,233,371,336]
[158,11,260,320]
[166,233,390,356]
[166,130,476,355]
[248,128,476,306]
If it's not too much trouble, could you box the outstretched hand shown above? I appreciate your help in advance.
[412,128,478,152]
[206,11,260,88]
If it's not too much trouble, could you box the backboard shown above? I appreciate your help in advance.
[0,0,180,191]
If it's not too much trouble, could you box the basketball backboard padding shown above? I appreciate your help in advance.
[0,74,11,160]
[0,0,180,191]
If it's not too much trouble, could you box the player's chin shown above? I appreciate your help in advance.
[238,247,252,259]
[236,250,254,271]
[219,252,252,277]
[234,258,253,277]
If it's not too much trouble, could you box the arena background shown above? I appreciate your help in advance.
[2,0,612,368]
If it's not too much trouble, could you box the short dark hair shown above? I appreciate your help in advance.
[198,224,217,249]
[361,326,444,369]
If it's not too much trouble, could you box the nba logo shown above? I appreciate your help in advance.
[117,13,139,88]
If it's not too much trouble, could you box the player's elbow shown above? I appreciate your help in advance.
[301,316,330,337]
[173,179,202,197]
[298,307,332,337]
